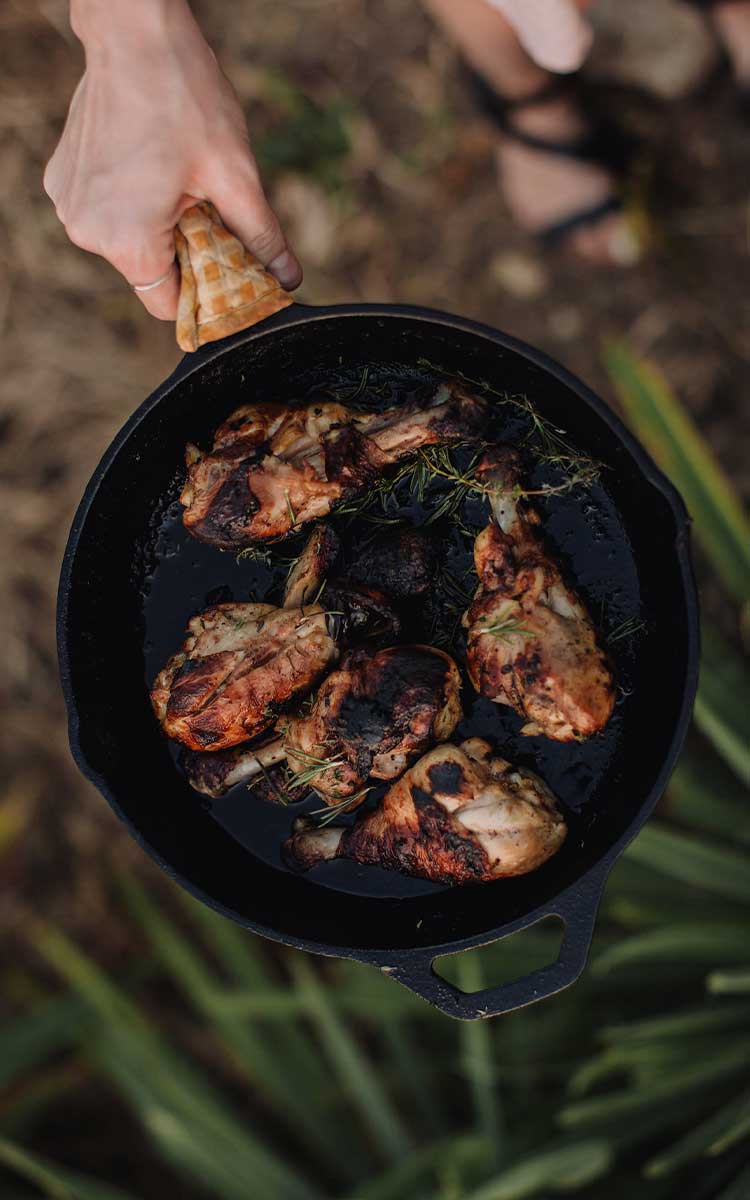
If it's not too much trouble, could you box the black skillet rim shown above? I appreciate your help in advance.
[57,302,700,967]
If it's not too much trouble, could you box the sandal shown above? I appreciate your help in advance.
[464,66,636,247]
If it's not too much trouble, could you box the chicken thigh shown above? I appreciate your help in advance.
[151,602,336,752]
[463,448,615,741]
[180,382,487,547]
[284,737,566,884]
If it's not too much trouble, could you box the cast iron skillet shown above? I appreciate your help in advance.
[57,303,699,1020]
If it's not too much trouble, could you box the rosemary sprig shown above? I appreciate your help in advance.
[235,545,274,568]
[608,616,647,643]
[416,359,603,494]
[309,788,372,828]
[479,618,532,642]
[285,747,346,791]
[478,604,533,642]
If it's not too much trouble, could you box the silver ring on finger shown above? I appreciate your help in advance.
[130,261,177,292]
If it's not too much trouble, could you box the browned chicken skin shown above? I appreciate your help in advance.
[463,449,615,742]
[184,644,462,803]
[284,737,567,884]
[180,383,487,548]
[151,602,336,751]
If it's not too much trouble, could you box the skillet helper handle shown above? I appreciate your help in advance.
[173,201,294,352]
[384,867,608,1020]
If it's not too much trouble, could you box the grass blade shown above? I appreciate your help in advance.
[708,970,750,995]
[715,1164,750,1200]
[0,1136,137,1200]
[462,1140,613,1200]
[560,1045,750,1129]
[603,340,750,602]
[287,953,412,1165]
[179,892,336,1101]
[624,824,750,904]
[592,923,750,975]
[347,1134,491,1200]
[34,923,318,1200]
[695,628,750,784]
[599,1002,750,1044]
[457,953,505,1166]
[117,873,354,1181]
[643,1091,750,1177]
[0,993,89,1090]
[667,753,750,846]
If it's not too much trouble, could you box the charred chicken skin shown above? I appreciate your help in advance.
[463,449,615,742]
[184,644,462,803]
[151,602,336,752]
[180,382,487,548]
[284,737,566,884]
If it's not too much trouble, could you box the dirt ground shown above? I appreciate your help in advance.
[0,0,748,946]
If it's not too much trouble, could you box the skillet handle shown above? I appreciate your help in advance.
[382,867,609,1020]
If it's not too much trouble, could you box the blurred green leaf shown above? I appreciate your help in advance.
[457,953,505,1167]
[34,924,319,1200]
[694,628,750,784]
[643,1091,750,1176]
[668,752,750,846]
[715,1162,750,1200]
[593,923,750,974]
[0,1136,137,1200]
[599,1002,750,1044]
[560,1044,750,1129]
[603,341,750,602]
[708,969,750,995]
[287,954,412,1166]
[117,873,353,1181]
[624,824,750,903]
[347,1134,491,1200]
[462,1140,613,1200]
[255,70,353,192]
[0,993,88,1090]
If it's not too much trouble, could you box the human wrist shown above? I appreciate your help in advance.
[70,0,191,57]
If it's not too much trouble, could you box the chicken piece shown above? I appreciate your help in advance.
[284,737,567,884]
[346,528,437,600]
[463,449,615,741]
[283,644,462,801]
[184,644,462,802]
[151,602,336,752]
[283,524,340,609]
[281,523,400,642]
[180,382,487,548]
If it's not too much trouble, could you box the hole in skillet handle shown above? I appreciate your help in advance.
[373,864,609,1020]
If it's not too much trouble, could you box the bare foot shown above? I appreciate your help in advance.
[494,94,642,266]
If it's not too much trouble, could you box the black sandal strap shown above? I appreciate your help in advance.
[536,195,624,246]
[465,65,633,173]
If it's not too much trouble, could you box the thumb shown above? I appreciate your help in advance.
[208,165,302,291]
[486,0,593,73]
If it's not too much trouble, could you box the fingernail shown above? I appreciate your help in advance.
[268,250,302,290]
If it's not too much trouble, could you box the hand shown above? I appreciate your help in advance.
[485,0,593,73]
[44,0,301,320]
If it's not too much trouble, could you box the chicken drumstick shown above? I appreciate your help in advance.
[284,737,566,884]
[463,448,615,741]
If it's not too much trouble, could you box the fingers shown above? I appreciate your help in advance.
[208,162,302,291]
[486,0,593,73]
[128,259,181,320]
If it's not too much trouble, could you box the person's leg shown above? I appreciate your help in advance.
[713,1,750,84]
[422,0,640,264]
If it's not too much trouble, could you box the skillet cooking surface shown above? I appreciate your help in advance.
[61,309,694,954]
